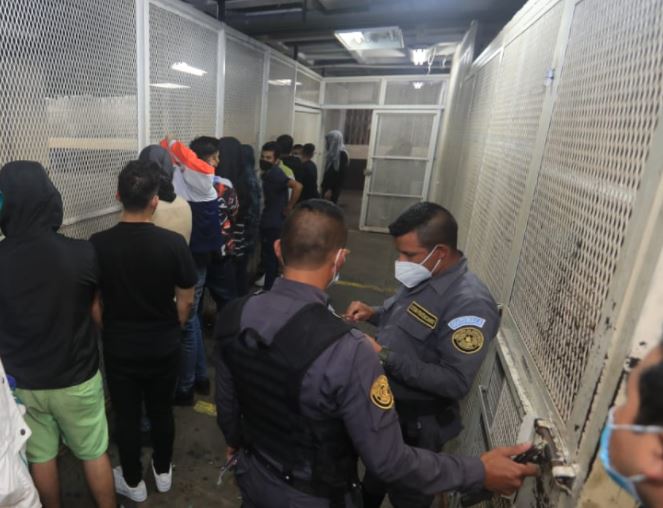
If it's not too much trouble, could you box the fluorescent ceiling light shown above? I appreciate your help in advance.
[150,82,190,89]
[171,62,207,76]
[412,81,424,90]
[335,26,404,51]
[410,48,430,66]
[268,79,302,87]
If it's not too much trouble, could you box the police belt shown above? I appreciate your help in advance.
[395,398,455,425]
[247,448,359,506]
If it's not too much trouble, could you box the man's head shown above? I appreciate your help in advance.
[117,160,160,214]
[388,202,459,276]
[277,134,294,156]
[302,143,315,162]
[190,136,220,168]
[610,339,663,505]
[275,199,348,288]
[292,144,304,159]
[261,141,281,169]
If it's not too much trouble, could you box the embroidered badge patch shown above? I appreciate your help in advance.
[370,374,395,410]
[451,327,485,354]
[407,301,438,329]
[448,315,486,330]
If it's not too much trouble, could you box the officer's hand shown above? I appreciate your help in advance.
[480,443,540,496]
[226,446,238,461]
[344,301,374,322]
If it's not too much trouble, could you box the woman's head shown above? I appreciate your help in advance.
[608,339,663,506]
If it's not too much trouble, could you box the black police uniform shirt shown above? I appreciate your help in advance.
[372,256,499,407]
[90,222,197,358]
[215,277,485,507]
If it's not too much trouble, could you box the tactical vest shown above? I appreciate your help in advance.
[218,297,359,504]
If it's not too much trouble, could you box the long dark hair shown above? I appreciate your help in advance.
[218,136,250,220]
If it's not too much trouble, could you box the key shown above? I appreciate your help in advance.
[217,455,239,486]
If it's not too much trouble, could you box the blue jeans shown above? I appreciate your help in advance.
[178,263,208,393]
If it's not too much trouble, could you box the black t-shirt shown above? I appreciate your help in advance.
[301,160,320,201]
[90,222,197,357]
[282,155,305,186]
[0,234,100,390]
[260,165,290,230]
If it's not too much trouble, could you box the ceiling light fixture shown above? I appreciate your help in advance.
[412,81,424,90]
[334,27,404,52]
[410,48,429,66]
[171,62,207,76]
[150,83,190,89]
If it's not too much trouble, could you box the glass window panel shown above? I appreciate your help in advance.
[384,80,445,105]
[295,70,320,104]
[265,57,296,141]
[369,159,427,196]
[374,113,435,158]
[365,196,420,228]
[324,81,380,105]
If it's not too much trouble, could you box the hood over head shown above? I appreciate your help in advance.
[139,144,176,202]
[0,161,63,238]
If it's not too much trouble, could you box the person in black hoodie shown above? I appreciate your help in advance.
[0,161,116,508]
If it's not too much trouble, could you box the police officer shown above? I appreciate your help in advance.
[346,202,500,508]
[215,199,537,508]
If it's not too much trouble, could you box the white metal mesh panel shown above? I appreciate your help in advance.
[454,56,501,249]
[374,114,434,158]
[464,2,563,301]
[265,57,296,141]
[365,196,420,228]
[369,160,427,196]
[224,37,265,150]
[0,0,137,231]
[323,81,381,105]
[384,79,445,106]
[61,212,120,240]
[149,4,218,143]
[510,0,663,420]
[295,70,321,104]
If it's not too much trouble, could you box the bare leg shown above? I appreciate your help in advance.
[31,459,61,508]
[82,454,116,508]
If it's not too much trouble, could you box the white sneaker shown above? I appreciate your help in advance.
[152,461,173,493]
[113,466,147,502]
[255,274,265,288]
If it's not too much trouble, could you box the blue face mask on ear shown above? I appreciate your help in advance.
[0,191,4,217]
[599,407,663,503]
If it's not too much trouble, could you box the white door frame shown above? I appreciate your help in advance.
[359,109,442,232]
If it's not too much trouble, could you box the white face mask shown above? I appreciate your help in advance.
[394,246,441,289]
[328,249,344,288]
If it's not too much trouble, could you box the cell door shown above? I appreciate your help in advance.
[360,110,441,232]
[293,106,323,179]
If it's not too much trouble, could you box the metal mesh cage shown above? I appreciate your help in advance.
[223,37,265,151]
[384,79,445,106]
[149,3,218,143]
[265,57,296,141]
[464,2,563,302]
[510,0,663,420]
[295,69,321,104]
[323,81,381,105]
[0,0,137,236]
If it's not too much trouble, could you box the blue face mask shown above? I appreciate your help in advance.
[0,191,4,216]
[599,407,663,503]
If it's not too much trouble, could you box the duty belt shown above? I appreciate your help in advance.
[396,398,455,425]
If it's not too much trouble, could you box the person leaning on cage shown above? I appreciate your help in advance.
[345,202,500,508]
[214,199,539,508]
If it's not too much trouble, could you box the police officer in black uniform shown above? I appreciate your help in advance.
[215,200,537,508]
[346,202,501,508]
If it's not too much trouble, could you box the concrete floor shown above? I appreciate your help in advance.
[58,190,399,507]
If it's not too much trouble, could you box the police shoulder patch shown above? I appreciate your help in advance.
[451,327,485,354]
[370,374,394,410]
[407,301,438,329]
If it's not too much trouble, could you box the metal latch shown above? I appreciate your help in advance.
[534,418,578,494]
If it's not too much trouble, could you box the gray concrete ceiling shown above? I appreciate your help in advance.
[185,0,528,75]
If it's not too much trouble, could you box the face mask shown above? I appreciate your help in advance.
[259,159,273,172]
[599,407,663,503]
[328,249,343,288]
[0,192,4,217]
[394,246,441,289]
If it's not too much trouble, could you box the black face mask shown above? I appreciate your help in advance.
[259,159,273,171]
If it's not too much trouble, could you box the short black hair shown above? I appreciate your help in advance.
[636,338,663,426]
[388,202,458,250]
[276,134,294,154]
[303,143,315,157]
[117,160,160,212]
[189,136,219,161]
[281,199,347,269]
[292,144,304,151]
[261,141,281,160]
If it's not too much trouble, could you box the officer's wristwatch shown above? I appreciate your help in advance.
[377,347,391,365]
